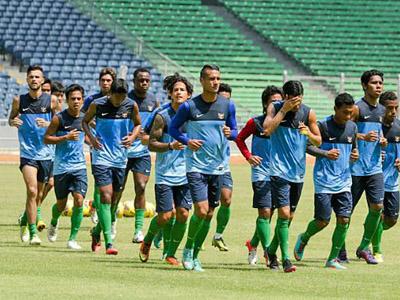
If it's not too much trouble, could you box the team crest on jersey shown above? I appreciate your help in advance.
[41,107,47,113]
[395,136,400,142]
[347,136,352,143]
[218,113,225,120]
[122,112,128,118]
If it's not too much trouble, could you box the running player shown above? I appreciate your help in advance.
[212,83,234,251]
[370,91,400,262]
[139,73,193,265]
[340,70,386,264]
[9,65,59,245]
[170,64,237,272]
[263,80,321,272]
[44,84,87,250]
[237,85,283,266]
[83,79,141,254]
[293,93,358,270]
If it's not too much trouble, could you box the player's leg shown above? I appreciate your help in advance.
[48,172,69,242]
[37,176,53,230]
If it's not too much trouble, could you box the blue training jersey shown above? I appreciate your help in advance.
[313,116,357,193]
[350,98,385,176]
[53,110,86,175]
[269,102,310,183]
[251,115,271,182]
[382,119,400,192]
[18,93,53,160]
[127,90,158,158]
[144,102,170,134]
[91,96,135,168]
[169,94,237,175]
[155,106,187,186]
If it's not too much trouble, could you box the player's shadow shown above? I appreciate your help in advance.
[0,223,19,228]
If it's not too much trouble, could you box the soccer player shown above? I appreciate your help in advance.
[340,70,386,264]
[263,80,321,272]
[139,73,193,265]
[51,81,65,108]
[9,65,59,245]
[237,86,283,266]
[370,91,400,262]
[170,64,237,272]
[293,93,359,270]
[212,83,234,251]
[44,84,87,250]
[83,78,141,254]
[41,77,52,95]
[122,68,159,243]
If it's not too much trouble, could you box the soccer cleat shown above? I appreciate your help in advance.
[139,241,151,262]
[212,236,229,251]
[268,252,280,270]
[153,231,162,249]
[337,249,349,264]
[90,227,101,252]
[17,212,23,225]
[294,234,306,261]
[165,256,180,266]
[182,248,194,270]
[245,240,258,265]
[36,220,46,232]
[105,244,118,255]
[20,226,29,243]
[132,231,144,243]
[373,253,384,263]
[67,240,82,250]
[29,234,42,246]
[111,221,117,240]
[90,209,98,224]
[356,248,378,264]
[282,259,296,273]
[47,223,58,243]
[325,259,347,270]
[193,258,205,272]
[263,250,269,267]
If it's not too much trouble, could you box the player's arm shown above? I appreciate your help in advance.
[303,110,322,146]
[223,101,238,140]
[8,96,23,128]
[148,114,184,152]
[235,118,262,167]
[122,102,142,148]
[44,115,79,144]
[82,102,102,149]
[350,126,359,161]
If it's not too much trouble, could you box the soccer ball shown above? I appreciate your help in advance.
[116,202,124,219]
[62,199,73,217]
[82,199,91,217]
[123,200,135,217]
[144,202,155,218]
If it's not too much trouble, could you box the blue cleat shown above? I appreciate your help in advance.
[325,259,347,270]
[182,248,194,270]
[193,258,204,272]
[294,234,306,261]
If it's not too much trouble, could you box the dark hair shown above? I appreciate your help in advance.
[42,77,51,86]
[200,64,220,78]
[282,80,303,97]
[99,67,116,81]
[163,73,193,96]
[51,81,64,94]
[335,93,354,108]
[65,84,84,99]
[261,85,283,112]
[27,65,43,75]
[133,68,151,79]
[379,91,397,105]
[361,69,384,86]
[111,78,128,94]
[218,83,232,95]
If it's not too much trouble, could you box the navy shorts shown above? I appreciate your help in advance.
[187,172,222,208]
[20,158,53,183]
[252,180,272,209]
[126,155,151,176]
[351,174,384,209]
[383,191,399,219]
[221,171,233,190]
[155,184,192,212]
[314,192,352,221]
[92,165,125,192]
[54,169,88,200]
[271,176,303,212]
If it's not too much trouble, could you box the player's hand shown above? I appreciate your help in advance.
[395,158,400,172]
[121,134,134,148]
[10,117,23,128]
[281,96,302,113]
[380,137,388,147]
[188,139,203,151]
[139,130,149,145]
[350,148,359,161]
[327,148,340,160]
[298,121,310,136]
[35,118,50,128]
[66,129,80,141]
[364,130,378,142]
[170,141,185,150]
[222,125,231,138]
[89,135,103,150]
[247,155,263,167]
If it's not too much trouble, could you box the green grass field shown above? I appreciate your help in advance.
[1,162,399,299]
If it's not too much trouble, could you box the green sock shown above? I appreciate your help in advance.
[277,217,290,261]
[184,214,204,249]
[28,223,37,238]
[93,186,100,209]
[371,220,383,254]
[20,211,28,227]
[216,205,230,235]
[98,202,112,245]
[302,219,324,244]
[193,219,211,259]
[359,209,382,250]
[110,202,118,223]
[36,207,42,223]
[144,216,161,244]
[69,206,83,241]
[250,228,259,248]
[163,217,175,255]
[268,226,279,255]
[93,221,102,235]
[256,217,270,251]
[328,223,349,260]
[135,208,145,234]
[51,204,62,227]
[167,220,187,257]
